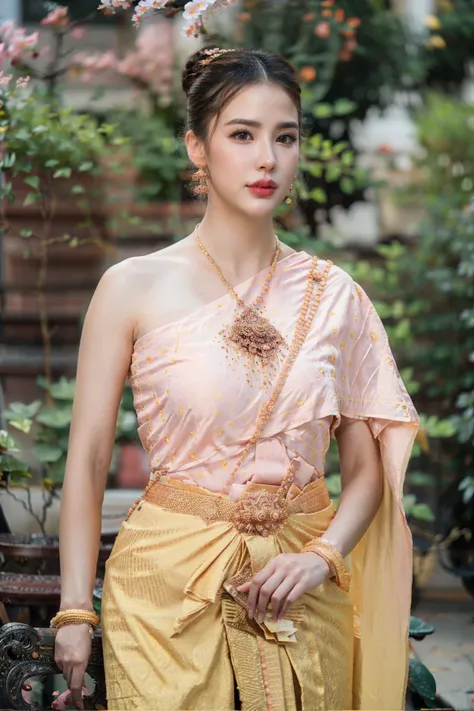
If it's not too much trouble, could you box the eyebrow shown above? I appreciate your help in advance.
[224,118,299,130]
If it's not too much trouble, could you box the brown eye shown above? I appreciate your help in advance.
[231,130,253,141]
[278,134,297,144]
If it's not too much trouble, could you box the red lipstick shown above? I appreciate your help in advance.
[248,179,277,198]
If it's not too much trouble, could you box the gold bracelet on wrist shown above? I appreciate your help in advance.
[301,538,351,593]
[50,609,100,632]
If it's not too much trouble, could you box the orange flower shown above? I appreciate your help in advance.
[321,9,332,17]
[338,48,352,62]
[347,16,361,28]
[345,38,357,52]
[321,0,335,5]
[300,66,316,82]
[237,12,251,22]
[335,8,345,22]
[342,28,355,37]
[315,22,331,38]
[303,12,316,22]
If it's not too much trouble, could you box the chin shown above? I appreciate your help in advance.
[241,196,280,217]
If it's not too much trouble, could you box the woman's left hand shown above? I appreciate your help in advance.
[237,552,330,623]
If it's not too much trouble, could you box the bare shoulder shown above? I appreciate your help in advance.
[96,237,197,340]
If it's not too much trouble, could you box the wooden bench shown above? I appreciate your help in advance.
[0,622,106,710]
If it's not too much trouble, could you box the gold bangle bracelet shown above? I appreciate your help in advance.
[50,609,100,630]
[301,538,351,593]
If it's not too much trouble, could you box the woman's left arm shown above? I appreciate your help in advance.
[323,415,383,556]
[238,416,382,623]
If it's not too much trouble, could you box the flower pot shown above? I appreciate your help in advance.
[114,442,150,489]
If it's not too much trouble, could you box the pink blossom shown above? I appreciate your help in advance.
[0,22,38,63]
[16,75,30,88]
[52,686,88,710]
[0,71,12,86]
[41,6,69,27]
[71,27,85,40]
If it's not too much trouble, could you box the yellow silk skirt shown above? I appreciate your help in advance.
[101,477,355,711]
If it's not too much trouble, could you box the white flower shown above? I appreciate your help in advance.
[183,1,211,21]
[131,0,169,26]
[97,0,131,12]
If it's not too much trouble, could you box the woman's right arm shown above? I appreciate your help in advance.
[54,263,138,709]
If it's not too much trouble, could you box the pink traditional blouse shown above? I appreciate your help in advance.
[129,252,418,500]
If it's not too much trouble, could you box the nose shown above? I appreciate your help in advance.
[258,139,276,172]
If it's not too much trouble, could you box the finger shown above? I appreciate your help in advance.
[269,577,297,620]
[247,560,277,619]
[279,582,306,620]
[255,570,287,622]
[70,667,86,711]
[236,581,251,592]
[65,664,73,690]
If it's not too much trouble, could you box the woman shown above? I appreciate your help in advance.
[54,47,418,711]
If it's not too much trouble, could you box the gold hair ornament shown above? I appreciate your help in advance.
[199,47,236,66]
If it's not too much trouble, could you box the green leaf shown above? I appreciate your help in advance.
[341,151,355,167]
[409,616,435,639]
[24,175,40,190]
[5,401,42,420]
[325,473,342,496]
[47,454,67,483]
[34,443,64,463]
[408,658,437,704]
[407,471,436,486]
[23,192,39,206]
[20,229,33,239]
[48,377,76,401]
[341,177,355,194]
[313,103,333,119]
[412,503,436,522]
[0,430,19,454]
[325,163,342,183]
[310,187,327,203]
[79,161,94,172]
[71,184,86,194]
[93,586,103,617]
[403,493,416,514]
[333,99,358,116]
[53,167,72,179]
[36,407,72,429]
[6,418,33,434]
[0,454,30,476]
[45,159,60,168]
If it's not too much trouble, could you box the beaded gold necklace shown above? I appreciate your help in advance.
[127,255,333,532]
[221,255,332,497]
[195,225,287,375]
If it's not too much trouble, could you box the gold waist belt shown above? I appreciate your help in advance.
[141,476,331,537]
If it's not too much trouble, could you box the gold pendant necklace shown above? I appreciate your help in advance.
[195,225,287,376]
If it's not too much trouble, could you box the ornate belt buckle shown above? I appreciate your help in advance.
[231,490,289,536]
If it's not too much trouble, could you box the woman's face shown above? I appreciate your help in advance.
[196,83,300,216]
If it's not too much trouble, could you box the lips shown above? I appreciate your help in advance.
[248,180,277,189]
[247,180,278,199]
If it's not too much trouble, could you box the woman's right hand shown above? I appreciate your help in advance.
[54,624,92,711]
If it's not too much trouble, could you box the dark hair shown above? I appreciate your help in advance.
[182,47,302,141]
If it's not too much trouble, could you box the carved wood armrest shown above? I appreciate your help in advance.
[0,622,106,710]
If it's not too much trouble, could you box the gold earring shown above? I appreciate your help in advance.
[192,167,209,197]
[285,183,294,205]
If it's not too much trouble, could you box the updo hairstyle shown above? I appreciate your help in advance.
[182,46,302,141]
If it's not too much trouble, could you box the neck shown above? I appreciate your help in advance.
[196,203,278,282]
